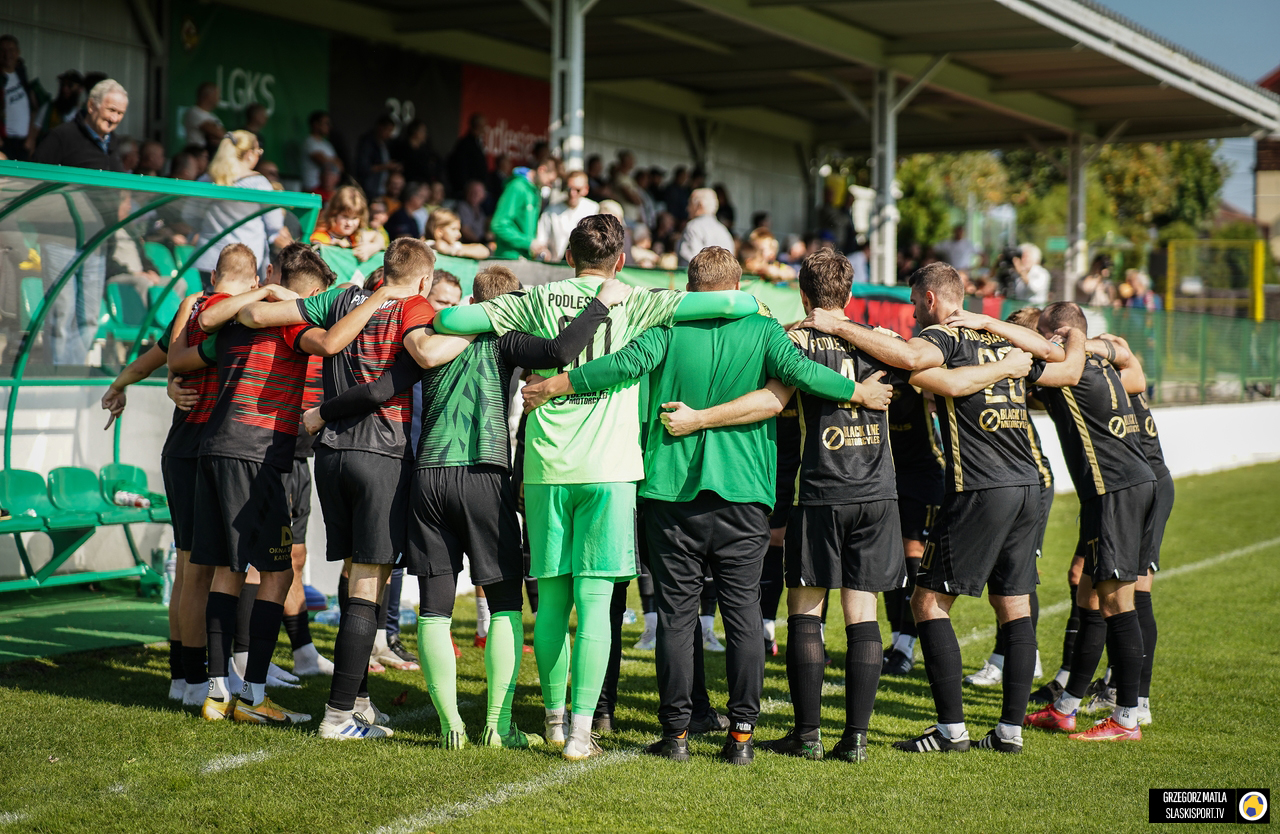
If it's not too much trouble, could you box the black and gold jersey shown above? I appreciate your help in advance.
[1035,356,1155,502]
[1028,417,1054,490]
[1129,391,1170,480]
[784,324,904,505]
[887,382,945,504]
[918,325,1048,493]
[776,401,802,505]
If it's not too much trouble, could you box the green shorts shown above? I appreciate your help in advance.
[524,482,637,580]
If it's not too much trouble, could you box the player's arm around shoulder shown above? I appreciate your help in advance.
[1030,326,1086,388]
[801,306,944,371]
[910,348,1034,399]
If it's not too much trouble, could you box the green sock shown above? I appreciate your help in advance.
[570,576,616,718]
[418,616,464,733]
[485,610,523,733]
[533,574,572,712]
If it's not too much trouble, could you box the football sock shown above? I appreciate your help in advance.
[1061,582,1080,671]
[205,591,239,680]
[234,582,258,653]
[937,722,967,740]
[533,575,573,712]
[282,612,313,651]
[762,618,776,642]
[1053,667,1070,686]
[644,611,658,635]
[900,557,920,638]
[999,617,1036,727]
[245,599,285,688]
[892,632,916,657]
[419,616,464,733]
[337,574,349,614]
[1064,607,1106,699]
[476,594,491,639]
[1029,589,1040,632]
[182,644,209,685]
[485,611,522,733]
[699,613,715,638]
[569,577,614,718]
[327,597,378,712]
[568,712,594,746]
[239,679,265,707]
[1104,609,1142,713]
[208,675,230,700]
[883,588,904,635]
[760,544,784,621]
[993,623,1006,658]
[917,617,964,726]
[786,614,825,740]
[1134,590,1157,699]
[844,621,882,736]
[597,580,628,717]
[995,722,1022,741]
[169,641,183,680]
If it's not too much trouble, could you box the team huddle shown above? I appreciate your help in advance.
[106,211,1171,762]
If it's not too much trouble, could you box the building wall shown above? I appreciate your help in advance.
[0,0,149,140]
[1256,139,1280,261]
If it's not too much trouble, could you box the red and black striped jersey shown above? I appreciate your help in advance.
[198,292,315,472]
[293,354,326,459]
[297,287,435,458]
[160,292,221,459]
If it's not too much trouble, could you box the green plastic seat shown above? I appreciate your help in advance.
[0,469,97,530]
[49,466,146,525]
[98,463,170,523]
[147,286,181,340]
[171,244,204,293]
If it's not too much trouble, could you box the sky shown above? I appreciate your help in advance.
[1096,0,1280,214]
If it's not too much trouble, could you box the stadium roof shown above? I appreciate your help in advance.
[217,0,1280,151]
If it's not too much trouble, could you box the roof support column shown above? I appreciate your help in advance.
[1065,135,1086,300]
[871,69,898,286]
[549,0,592,171]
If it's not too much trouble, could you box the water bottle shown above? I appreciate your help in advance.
[622,608,637,625]
[161,543,177,606]
[314,604,342,625]
[114,490,151,509]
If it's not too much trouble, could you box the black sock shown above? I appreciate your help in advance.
[337,574,349,614]
[182,644,208,685]
[282,612,313,651]
[700,574,717,618]
[245,600,285,686]
[993,623,1006,657]
[1105,610,1142,709]
[917,618,964,726]
[234,583,258,654]
[205,591,239,679]
[1061,583,1080,671]
[844,621,882,736]
[786,614,825,739]
[169,640,184,679]
[999,617,1037,726]
[524,577,539,614]
[1134,591,1156,699]
[1029,589,1040,633]
[899,558,920,638]
[1064,608,1106,698]
[760,545,785,622]
[883,589,903,635]
[328,598,378,712]
[596,579,627,718]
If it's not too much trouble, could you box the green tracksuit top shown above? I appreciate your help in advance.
[489,173,541,259]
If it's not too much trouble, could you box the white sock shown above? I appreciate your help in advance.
[476,595,491,638]
[568,712,593,742]
[819,623,826,644]
[1053,667,1070,686]
[644,611,657,633]
[545,707,566,722]
[892,633,916,657]
[890,630,899,645]
[937,722,967,740]
[232,651,248,677]
[699,614,715,636]
[1113,705,1138,729]
[988,652,1005,670]
[294,643,319,662]
[1102,665,1113,686]
[240,679,265,706]
[1056,694,1082,714]
[763,618,776,641]
[1137,696,1150,711]
[208,675,230,700]
[995,722,1022,741]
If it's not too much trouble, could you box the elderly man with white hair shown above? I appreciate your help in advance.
[1012,242,1051,305]
[33,78,130,363]
[677,187,734,267]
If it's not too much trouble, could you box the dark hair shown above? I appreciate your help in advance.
[0,35,18,48]
[279,243,336,292]
[376,113,395,129]
[687,246,741,291]
[383,237,435,286]
[472,265,520,303]
[197,81,218,100]
[308,110,328,129]
[245,102,267,121]
[798,248,853,310]
[431,270,461,289]
[567,214,625,272]
[1040,301,1087,333]
[907,262,963,304]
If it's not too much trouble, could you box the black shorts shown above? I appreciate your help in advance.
[189,455,294,573]
[1076,481,1157,583]
[1148,474,1175,572]
[283,457,312,544]
[917,485,1041,598]
[314,448,410,566]
[161,454,198,551]
[406,465,524,586]
[897,495,940,543]
[785,499,905,592]
[1034,483,1055,559]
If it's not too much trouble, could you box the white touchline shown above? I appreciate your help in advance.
[0,812,30,825]
[200,750,271,774]
[957,535,1280,648]
[368,752,637,834]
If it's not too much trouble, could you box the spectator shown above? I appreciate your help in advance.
[485,152,513,214]
[355,114,399,201]
[113,136,139,173]
[391,119,442,187]
[532,169,598,263]
[741,227,795,282]
[630,223,661,269]
[751,211,771,232]
[633,167,657,230]
[187,129,284,287]
[663,166,691,224]
[646,166,666,202]
[310,184,385,262]
[368,197,390,247]
[652,210,678,255]
[586,153,608,202]
[934,224,977,272]
[1075,254,1115,307]
[1122,269,1162,310]
[529,139,551,169]
[1011,242,1050,304]
[0,35,38,161]
[32,79,128,364]
[597,199,636,265]
[447,113,489,197]
[426,207,490,260]
[182,143,210,178]
[241,102,268,142]
[456,179,489,244]
[490,158,557,260]
[253,157,279,186]
[301,110,342,194]
[611,149,644,224]
[134,139,165,176]
[425,181,447,214]
[169,149,199,181]
[39,70,84,140]
[183,81,225,154]
[713,183,736,235]
[386,181,428,239]
[677,187,734,267]
[381,169,405,215]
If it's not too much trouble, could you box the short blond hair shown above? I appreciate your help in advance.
[687,246,741,291]
[383,237,435,286]
[214,242,258,281]
[472,265,520,303]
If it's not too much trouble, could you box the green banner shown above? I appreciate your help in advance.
[168,0,329,178]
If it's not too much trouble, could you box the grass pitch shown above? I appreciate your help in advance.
[1,463,1278,833]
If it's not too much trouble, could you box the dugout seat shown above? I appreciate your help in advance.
[48,466,148,525]
[99,462,171,524]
